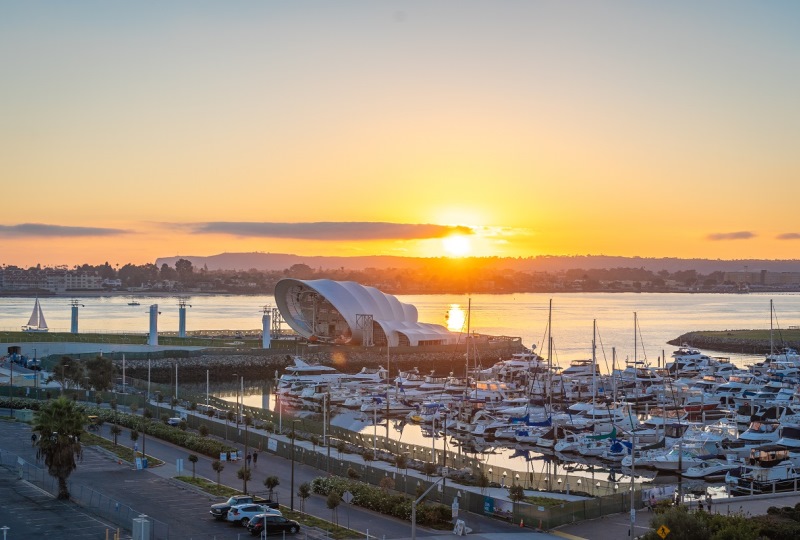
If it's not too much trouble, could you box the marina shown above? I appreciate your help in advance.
[5,291,800,499]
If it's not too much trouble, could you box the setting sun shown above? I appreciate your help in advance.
[442,234,472,257]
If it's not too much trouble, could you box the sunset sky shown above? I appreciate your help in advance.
[2,2,799,268]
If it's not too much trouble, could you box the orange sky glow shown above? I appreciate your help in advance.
[2,2,799,268]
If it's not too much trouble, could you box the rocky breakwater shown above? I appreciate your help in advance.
[669,330,800,355]
[124,341,526,384]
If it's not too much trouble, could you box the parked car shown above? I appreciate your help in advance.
[247,514,300,536]
[209,495,279,521]
[226,503,281,526]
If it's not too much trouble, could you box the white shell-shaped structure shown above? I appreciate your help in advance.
[274,278,457,347]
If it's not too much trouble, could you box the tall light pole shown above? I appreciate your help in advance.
[147,358,151,403]
[60,364,69,396]
[7,356,13,417]
[242,375,248,494]
[291,420,298,511]
[233,374,239,429]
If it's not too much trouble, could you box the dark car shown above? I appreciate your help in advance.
[247,514,300,536]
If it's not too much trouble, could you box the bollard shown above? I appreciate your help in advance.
[520,519,524,527]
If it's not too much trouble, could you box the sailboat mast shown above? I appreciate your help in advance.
[465,298,471,379]
[592,319,597,402]
[770,299,774,356]
[547,299,553,413]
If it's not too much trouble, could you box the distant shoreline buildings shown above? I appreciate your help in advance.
[4,260,800,295]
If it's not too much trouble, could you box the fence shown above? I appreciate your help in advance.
[0,449,170,539]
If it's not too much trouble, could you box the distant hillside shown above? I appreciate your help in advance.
[155,252,800,274]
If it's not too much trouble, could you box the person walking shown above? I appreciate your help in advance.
[706,493,712,513]
[246,453,252,467]
[252,451,258,468]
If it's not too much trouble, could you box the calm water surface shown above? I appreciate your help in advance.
[4,292,799,365]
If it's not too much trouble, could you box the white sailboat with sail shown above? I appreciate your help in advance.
[22,298,49,332]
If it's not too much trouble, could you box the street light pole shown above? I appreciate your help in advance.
[291,420,297,511]
[233,374,239,429]
[61,364,69,397]
[411,477,445,540]
[242,375,248,494]
[7,356,13,417]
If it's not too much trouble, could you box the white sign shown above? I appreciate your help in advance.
[267,438,278,452]
[342,491,353,504]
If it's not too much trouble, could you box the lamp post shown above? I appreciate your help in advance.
[242,376,248,494]
[147,358,151,403]
[291,419,298,511]
[411,477,445,540]
[233,374,239,429]
[61,364,69,396]
[7,355,13,417]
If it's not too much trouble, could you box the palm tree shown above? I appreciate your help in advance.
[33,397,85,500]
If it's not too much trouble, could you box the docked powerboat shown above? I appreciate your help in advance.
[727,445,800,496]
[683,458,739,480]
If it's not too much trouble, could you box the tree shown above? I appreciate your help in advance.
[129,401,139,415]
[298,482,311,514]
[198,424,209,437]
[423,462,437,478]
[347,467,360,480]
[175,258,194,282]
[326,490,341,525]
[212,460,224,486]
[33,397,85,499]
[395,453,408,471]
[264,476,280,499]
[110,424,122,446]
[336,439,346,458]
[188,454,198,479]
[85,355,114,391]
[508,484,525,515]
[52,357,85,392]
[160,263,177,281]
[476,470,489,495]
[379,476,395,492]
[363,449,375,462]
[237,467,252,494]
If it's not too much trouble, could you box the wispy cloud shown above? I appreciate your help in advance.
[0,223,129,238]
[777,233,800,240]
[707,231,756,241]
[183,222,475,240]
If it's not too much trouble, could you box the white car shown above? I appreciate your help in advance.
[166,417,183,426]
[226,503,281,526]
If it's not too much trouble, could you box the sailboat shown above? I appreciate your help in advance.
[21,298,49,332]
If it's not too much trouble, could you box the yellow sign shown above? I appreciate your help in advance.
[657,524,671,538]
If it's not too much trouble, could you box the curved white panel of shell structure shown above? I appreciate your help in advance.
[274,278,452,346]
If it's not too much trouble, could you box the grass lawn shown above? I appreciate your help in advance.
[523,495,570,507]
